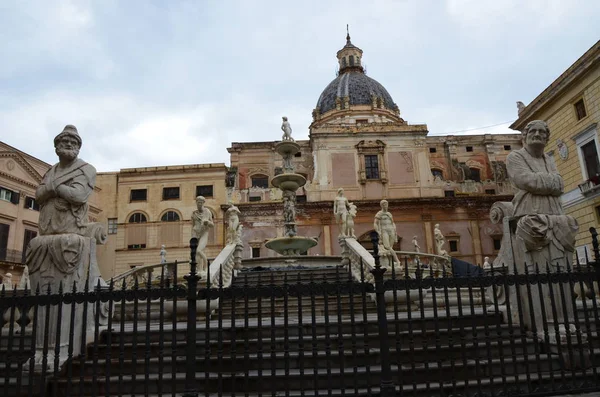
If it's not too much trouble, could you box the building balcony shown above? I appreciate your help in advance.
[578,177,600,196]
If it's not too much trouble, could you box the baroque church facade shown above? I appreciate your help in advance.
[92,35,522,277]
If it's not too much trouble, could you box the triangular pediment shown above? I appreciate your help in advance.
[0,151,45,188]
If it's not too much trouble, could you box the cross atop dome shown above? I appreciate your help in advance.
[337,26,364,74]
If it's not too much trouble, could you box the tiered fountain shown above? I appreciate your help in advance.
[265,123,318,256]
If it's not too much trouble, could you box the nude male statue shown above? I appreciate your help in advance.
[281,116,294,141]
[191,196,214,272]
[374,200,400,265]
[333,188,350,236]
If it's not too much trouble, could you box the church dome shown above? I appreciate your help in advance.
[313,32,399,117]
[316,71,398,115]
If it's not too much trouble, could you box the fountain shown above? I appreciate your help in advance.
[265,119,318,256]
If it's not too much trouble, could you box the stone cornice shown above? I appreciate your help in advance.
[234,195,513,218]
[0,152,43,183]
[0,170,38,189]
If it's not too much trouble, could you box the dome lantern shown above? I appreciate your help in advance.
[336,27,364,74]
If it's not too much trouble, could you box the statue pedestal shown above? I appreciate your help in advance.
[25,235,107,372]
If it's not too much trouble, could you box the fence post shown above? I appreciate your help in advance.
[183,237,200,397]
[370,231,397,397]
[590,227,600,287]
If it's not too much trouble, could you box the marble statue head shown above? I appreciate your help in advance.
[380,199,388,210]
[282,116,288,121]
[522,120,550,149]
[196,196,206,208]
[337,188,344,196]
[54,125,82,162]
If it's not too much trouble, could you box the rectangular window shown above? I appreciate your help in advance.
[485,189,496,195]
[0,188,18,204]
[492,237,502,251]
[249,196,261,202]
[297,195,307,203]
[444,190,455,197]
[294,152,302,157]
[356,119,368,124]
[429,147,437,153]
[196,185,213,198]
[469,168,481,182]
[130,189,147,202]
[466,146,473,152]
[252,247,260,258]
[0,223,9,261]
[24,196,39,211]
[449,240,459,253]
[364,155,380,179]
[107,218,118,234]
[581,140,600,179]
[127,244,146,250]
[575,98,587,120]
[22,229,37,263]
[251,176,269,188]
[162,187,180,200]
[504,145,512,151]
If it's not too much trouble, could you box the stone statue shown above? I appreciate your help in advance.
[412,235,420,253]
[344,202,357,238]
[18,265,30,289]
[483,256,491,269]
[281,116,294,141]
[517,101,526,115]
[374,200,400,265]
[226,203,243,244]
[2,273,13,289]
[502,120,581,356]
[333,188,350,236]
[160,245,167,264]
[26,125,107,369]
[282,190,297,237]
[191,196,214,273]
[434,224,448,256]
[507,120,578,269]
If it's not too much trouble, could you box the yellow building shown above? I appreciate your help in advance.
[510,40,600,259]
[94,163,229,277]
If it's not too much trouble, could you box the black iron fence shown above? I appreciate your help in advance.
[1,234,600,397]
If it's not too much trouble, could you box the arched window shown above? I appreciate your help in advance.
[431,169,444,180]
[129,213,147,223]
[349,55,355,66]
[160,211,181,245]
[127,212,147,249]
[161,211,180,222]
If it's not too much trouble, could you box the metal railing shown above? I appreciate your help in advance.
[0,233,600,397]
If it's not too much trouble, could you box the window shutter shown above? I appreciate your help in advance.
[10,191,19,205]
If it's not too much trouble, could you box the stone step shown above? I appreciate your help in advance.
[103,309,504,343]
[5,369,600,397]
[89,324,520,358]
[71,340,542,377]
[45,357,600,396]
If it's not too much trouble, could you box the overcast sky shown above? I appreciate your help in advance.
[1,0,599,172]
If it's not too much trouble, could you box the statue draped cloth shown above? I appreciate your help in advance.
[507,148,578,269]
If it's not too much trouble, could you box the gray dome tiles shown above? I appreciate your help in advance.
[316,71,398,115]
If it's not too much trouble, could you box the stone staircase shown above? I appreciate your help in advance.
[2,265,600,396]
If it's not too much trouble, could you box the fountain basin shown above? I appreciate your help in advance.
[275,141,301,157]
[265,236,318,256]
[271,173,306,191]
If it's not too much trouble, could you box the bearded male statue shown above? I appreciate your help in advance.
[26,125,107,370]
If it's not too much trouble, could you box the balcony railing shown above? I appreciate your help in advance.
[578,178,600,196]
